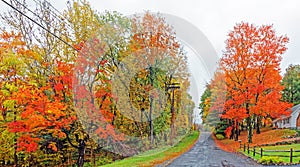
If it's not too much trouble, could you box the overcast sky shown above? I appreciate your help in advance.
[4,0,296,72]
[1,0,300,123]
[35,0,300,78]
[86,0,300,71]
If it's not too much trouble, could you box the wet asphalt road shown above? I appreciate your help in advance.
[165,132,299,167]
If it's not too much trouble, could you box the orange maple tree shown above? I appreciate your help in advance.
[215,22,292,143]
[7,85,76,152]
[0,32,76,167]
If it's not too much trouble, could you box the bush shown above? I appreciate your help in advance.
[282,129,297,138]
[258,156,283,165]
[215,134,225,140]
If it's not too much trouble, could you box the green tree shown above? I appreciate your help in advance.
[0,31,29,166]
[282,64,300,105]
[199,84,211,124]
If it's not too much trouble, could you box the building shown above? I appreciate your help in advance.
[273,104,300,129]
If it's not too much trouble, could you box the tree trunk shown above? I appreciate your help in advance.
[247,117,253,143]
[230,124,234,140]
[238,122,241,135]
[234,120,239,141]
[14,110,18,167]
[246,102,253,143]
[148,66,154,147]
[111,106,116,126]
[256,116,261,134]
[164,132,167,142]
[77,140,86,167]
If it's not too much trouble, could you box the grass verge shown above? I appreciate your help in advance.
[102,131,200,167]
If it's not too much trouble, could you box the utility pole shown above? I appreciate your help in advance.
[167,83,180,145]
[149,67,154,147]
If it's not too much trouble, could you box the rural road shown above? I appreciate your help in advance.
[164,132,298,167]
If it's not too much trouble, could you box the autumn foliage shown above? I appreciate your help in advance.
[202,22,292,143]
[0,2,195,166]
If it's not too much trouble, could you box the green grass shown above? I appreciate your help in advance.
[101,131,200,167]
[242,144,300,164]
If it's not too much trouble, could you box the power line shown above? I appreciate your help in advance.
[1,0,76,51]
[9,0,75,36]
[10,0,49,26]
[31,0,74,32]
[38,0,66,18]
[1,0,112,66]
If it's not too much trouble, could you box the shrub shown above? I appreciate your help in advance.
[215,134,225,140]
[282,129,297,138]
[258,156,283,165]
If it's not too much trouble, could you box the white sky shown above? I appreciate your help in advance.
[88,0,300,71]
[31,0,300,73]
[1,0,300,123]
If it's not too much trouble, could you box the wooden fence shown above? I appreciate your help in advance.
[240,143,300,163]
